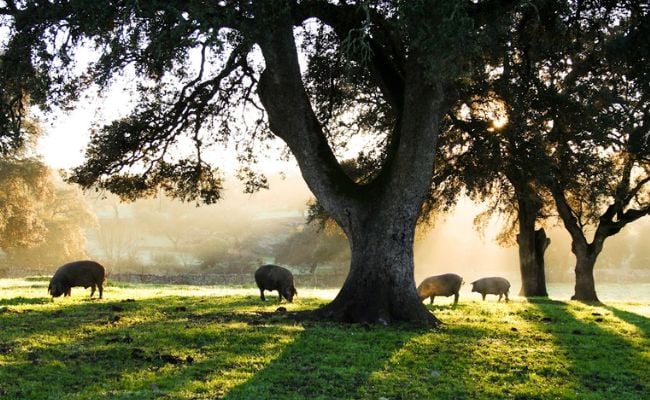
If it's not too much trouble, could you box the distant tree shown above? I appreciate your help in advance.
[5,180,96,270]
[535,2,649,302]
[433,1,649,301]
[0,157,51,254]
[532,3,647,302]
[274,223,350,275]
[432,1,574,297]
[438,96,555,298]
[0,72,51,261]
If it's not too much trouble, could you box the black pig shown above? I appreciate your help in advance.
[254,264,297,303]
[471,277,510,302]
[417,273,463,305]
[48,260,106,299]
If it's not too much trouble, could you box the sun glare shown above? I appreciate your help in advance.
[492,116,509,130]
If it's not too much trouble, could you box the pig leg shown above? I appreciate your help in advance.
[498,293,503,302]
[481,293,486,301]
[453,292,459,305]
[65,288,71,297]
[90,285,96,298]
[504,292,509,303]
[98,284,103,299]
[277,291,283,302]
[429,296,435,305]
[259,289,266,301]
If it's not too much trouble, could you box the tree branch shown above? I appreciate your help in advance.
[255,4,360,228]
[291,0,404,110]
[549,183,589,249]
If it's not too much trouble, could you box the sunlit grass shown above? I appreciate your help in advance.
[1,279,648,399]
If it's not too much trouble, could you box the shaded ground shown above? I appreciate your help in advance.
[0,280,648,399]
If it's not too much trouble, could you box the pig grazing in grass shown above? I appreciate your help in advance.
[471,277,511,302]
[48,260,106,299]
[417,273,463,305]
[254,264,297,303]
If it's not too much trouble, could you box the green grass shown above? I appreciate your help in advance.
[1,279,649,399]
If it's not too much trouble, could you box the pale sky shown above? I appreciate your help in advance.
[34,89,295,173]
[36,102,96,169]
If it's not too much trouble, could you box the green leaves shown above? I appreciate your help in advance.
[401,0,480,83]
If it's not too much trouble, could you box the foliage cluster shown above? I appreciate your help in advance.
[0,160,95,272]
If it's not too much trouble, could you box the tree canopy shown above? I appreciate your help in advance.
[433,0,649,301]
[11,1,632,324]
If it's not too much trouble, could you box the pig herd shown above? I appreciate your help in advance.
[417,273,511,304]
[45,261,300,303]
[47,260,510,305]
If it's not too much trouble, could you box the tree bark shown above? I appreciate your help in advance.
[570,243,601,302]
[516,197,549,297]
[312,208,441,326]
[550,185,605,302]
[255,5,443,326]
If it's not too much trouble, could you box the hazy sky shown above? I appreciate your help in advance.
[34,90,296,173]
[36,103,96,169]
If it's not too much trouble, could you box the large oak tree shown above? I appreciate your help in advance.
[0,0,520,325]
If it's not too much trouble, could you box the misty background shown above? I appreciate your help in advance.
[2,169,649,299]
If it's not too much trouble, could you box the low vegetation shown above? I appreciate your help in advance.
[1,278,648,399]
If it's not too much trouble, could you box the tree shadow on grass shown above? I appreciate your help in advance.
[222,322,429,399]
[1,297,427,399]
[531,300,648,399]
[224,302,527,400]
[0,295,263,344]
[9,293,648,399]
[0,296,50,306]
[604,305,650,338]
[0,296,299,399]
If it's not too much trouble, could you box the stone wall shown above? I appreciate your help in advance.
[109,272,347,288]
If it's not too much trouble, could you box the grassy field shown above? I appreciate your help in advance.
[0,278,648,400]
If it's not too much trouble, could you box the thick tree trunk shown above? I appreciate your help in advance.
[312,215,440,326]
[516,198,549,297]
[549,169,648,303]
[255,7,443,326]
[570,243,601,302]
[551,185,605,302]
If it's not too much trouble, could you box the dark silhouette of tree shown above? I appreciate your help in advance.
[544,7,649,301]
[433,1,572,297]
[1,0,523,325]
[433,1,649,301]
